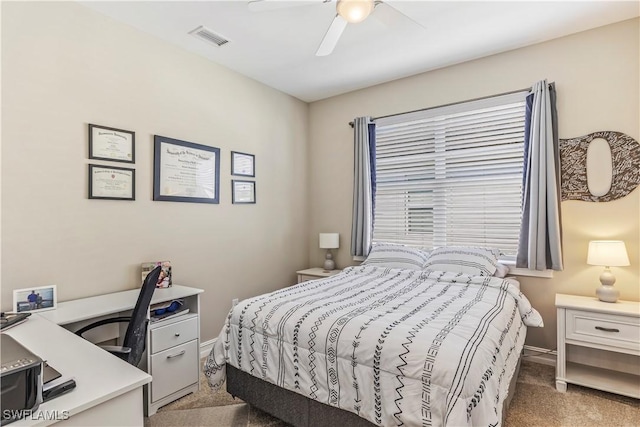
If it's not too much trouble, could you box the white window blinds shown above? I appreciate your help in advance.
[373,91,528,258]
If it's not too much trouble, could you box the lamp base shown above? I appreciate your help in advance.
[596,284,619,303]
[323,251,335,272]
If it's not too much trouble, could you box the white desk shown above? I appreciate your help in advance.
[39,285,203,326]
[4,314,151,426]
[39,285,204,416]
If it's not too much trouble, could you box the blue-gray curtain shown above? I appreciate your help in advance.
[516,80,564,270]
[351,117,376,257]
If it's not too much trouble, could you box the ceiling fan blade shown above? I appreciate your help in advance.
[248,0,316,13]
[316,15,348,56]
[374,1,425,29]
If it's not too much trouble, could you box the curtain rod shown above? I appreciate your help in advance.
[348,85,535,128]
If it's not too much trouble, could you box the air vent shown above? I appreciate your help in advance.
[189,25,229,47]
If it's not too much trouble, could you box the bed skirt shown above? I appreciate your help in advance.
[226,357,522,427]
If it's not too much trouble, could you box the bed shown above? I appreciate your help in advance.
[204,246,543,427]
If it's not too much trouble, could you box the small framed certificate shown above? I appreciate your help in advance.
[89,124,135,163]
[232,180,256,204]
[231,151,255,177]
[88,164,135,200]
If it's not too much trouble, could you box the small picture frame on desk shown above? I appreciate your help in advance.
[13,285,57,313]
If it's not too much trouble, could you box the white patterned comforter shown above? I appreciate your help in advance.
[205,265,543,427]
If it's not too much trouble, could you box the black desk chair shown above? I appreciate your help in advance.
[75,265,162,367]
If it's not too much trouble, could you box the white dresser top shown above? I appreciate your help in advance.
[556,293,640,317]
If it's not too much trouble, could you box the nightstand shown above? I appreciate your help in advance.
[555,293,640,398]
[296,268,342,284]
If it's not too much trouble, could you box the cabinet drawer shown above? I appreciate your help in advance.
[566,309,640,353]
[151,340,199,402]
[151,316,198,354]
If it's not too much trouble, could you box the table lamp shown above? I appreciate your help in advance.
[319,233,339,271]
[587,240,630,303]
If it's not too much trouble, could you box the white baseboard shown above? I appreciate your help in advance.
[523,345,556,366]
[200,338,216,359]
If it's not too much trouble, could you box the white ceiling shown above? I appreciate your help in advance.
[80,1,639,103]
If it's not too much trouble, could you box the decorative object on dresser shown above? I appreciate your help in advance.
[555,293,640,398]
[319,233,339,271]
[587,240,630,303]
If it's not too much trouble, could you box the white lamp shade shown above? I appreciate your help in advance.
[587,240,630,267]
[336,0,374,23]
[319,233,340,249]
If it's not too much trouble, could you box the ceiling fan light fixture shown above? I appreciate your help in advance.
[336,0,374,24]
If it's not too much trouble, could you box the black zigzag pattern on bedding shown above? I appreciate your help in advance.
[325,270,426,407]
[391,272,475,425]
[292,269,394,390]
[307,270,410,400]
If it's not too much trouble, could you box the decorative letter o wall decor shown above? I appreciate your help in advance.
[559,131,640,202]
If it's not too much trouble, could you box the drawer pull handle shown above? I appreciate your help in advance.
[595,326,620,333]
[175,333,181,337]
[167,350,186,359]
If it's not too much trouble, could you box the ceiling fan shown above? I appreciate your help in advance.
[248,0,422,56]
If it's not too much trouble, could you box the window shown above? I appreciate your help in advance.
[372,92,528,259]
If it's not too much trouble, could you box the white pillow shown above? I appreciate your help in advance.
[493,263,510,278]
[362,243,429,270]
[423,246,501,276]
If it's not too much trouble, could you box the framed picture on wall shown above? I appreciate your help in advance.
[13,285,57,314]
[231,151,255,177]
[153,135,220,204]
[88,164,135,200]
[88,124,135,163]
[232,180,256,204]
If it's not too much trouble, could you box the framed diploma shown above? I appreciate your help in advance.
[88,164,135,200]
[153,135,221,204]
[231,151,255,177]
[88,124,135,163]
[232,180,256,204]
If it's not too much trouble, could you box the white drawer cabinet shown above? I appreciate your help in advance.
[556,294,640,398]
[144,290,202,416]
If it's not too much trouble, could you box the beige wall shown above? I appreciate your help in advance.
[308,18,640,350]
[1,2,310,342]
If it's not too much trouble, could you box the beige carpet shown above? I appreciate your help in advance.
[146,359,639,426]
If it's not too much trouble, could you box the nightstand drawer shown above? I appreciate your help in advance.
[566,309,640,352]
[298,275,319,283]
[151,316,198,354]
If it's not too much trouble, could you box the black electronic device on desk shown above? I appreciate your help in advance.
[0,312,31,331]
[0,334,42,425]
[0,334,77,425]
